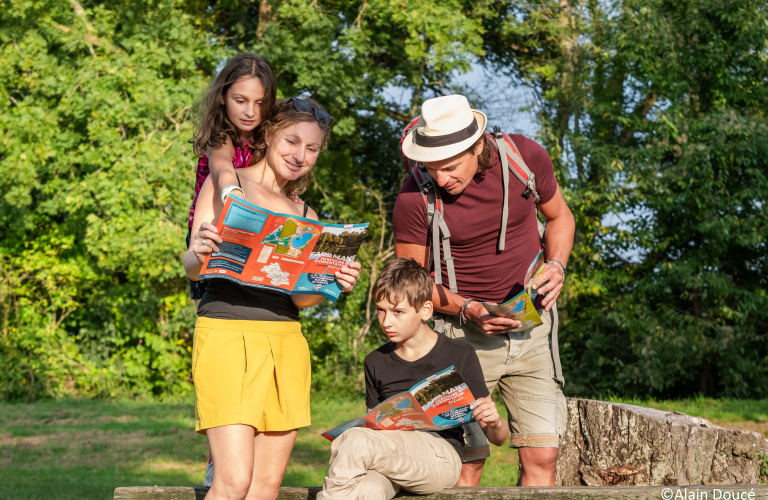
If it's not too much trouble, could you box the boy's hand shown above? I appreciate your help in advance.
[470,396,503,430]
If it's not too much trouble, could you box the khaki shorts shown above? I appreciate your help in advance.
[444,309,566,450]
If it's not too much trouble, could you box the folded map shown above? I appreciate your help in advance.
[198,194,369,301]
[321,366,475,441]
[480,250,547,331]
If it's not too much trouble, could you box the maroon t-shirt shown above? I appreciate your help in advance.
[393,134,558,304]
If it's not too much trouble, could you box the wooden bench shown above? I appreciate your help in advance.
[116,485,768,499]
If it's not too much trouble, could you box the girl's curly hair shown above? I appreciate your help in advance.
[192,54,277,156]
[251,97,332,198]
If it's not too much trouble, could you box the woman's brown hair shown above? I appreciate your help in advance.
[251,97,332,198]
[192,54,277,157]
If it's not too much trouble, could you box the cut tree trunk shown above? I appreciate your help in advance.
[556,398,768,486]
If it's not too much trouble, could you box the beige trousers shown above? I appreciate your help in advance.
[317,428,462,500]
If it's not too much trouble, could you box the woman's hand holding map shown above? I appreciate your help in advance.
[192,222,222,263]
[334,262,361,293]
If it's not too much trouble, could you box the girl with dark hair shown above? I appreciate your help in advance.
[187,53,278,308]
[183,97,360,500]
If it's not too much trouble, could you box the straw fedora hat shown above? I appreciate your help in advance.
[401,94,487,163]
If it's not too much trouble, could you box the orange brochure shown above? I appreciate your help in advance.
[198,194,369,301]
[322,366,476,441]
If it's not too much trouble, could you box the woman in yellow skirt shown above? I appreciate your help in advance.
[183,97,360,500]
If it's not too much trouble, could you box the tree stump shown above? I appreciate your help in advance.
[556,398,768,486]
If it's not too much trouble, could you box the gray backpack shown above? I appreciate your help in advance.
[399,121,564,385]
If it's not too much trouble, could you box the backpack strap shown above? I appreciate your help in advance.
[400,117,422,173]
[409,165,458,294]
[487,127,546,247]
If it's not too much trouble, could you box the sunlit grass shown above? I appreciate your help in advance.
[2,395,763,499]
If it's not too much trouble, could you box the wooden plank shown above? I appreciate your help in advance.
[115,485,768,500]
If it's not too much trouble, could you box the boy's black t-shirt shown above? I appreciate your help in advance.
[364,333,490,458]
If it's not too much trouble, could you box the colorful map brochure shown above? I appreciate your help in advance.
[480,250,547,331]
[198,194,369,301]
[321,366,476,441]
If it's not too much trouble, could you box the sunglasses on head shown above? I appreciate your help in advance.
[290,97,333,124]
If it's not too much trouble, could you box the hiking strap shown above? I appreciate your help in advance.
[411,165,458,294]
[550,303,564,385]
[488,127,545,249]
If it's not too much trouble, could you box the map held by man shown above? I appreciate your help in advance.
[261,218,320,257]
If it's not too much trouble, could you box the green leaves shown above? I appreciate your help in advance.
[0,0,221,399]
[3,0,765,401]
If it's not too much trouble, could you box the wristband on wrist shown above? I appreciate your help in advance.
[547,259,567,276]
[459,298,473,325]
[221,185,245,202]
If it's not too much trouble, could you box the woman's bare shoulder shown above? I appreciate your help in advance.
[303,205,319,221]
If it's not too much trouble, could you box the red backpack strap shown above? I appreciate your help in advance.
[488,127,545,250]
[400,117,422,173]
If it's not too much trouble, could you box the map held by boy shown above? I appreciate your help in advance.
[321,366,476,441]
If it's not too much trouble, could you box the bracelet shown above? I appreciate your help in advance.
[547,259,567,276]
[459,298,473,325]
[221,185,245,202]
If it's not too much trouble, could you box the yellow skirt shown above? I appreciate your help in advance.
[192,317,311,434]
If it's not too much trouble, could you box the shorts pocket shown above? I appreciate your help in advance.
[424,433,449,460]
[191,327,213,380]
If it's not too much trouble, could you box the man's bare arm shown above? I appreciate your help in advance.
[535,185,575,310]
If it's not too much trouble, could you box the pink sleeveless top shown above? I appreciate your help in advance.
[188,144,252,227]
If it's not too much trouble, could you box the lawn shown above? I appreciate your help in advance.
[0,396,766,500]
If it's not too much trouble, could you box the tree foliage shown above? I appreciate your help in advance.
[1,0,766,400]
[485,0,768,397]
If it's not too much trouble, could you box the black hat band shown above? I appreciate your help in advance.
[413,117,478,148]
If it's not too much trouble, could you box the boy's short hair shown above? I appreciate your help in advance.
[373,257,433,309]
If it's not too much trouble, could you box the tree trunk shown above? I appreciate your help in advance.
[556,398,768,486]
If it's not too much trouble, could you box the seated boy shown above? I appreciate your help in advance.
[317,257,510,500]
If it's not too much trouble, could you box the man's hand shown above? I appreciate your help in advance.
[467,301,522,334]
[532,264,564,312]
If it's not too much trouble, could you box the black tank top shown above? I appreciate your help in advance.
[197,175,308,322]
[197,280,300,321]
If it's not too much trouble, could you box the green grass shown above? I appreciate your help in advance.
[606,396,768,423]
[604,396,768,437]
[1,396,765,499]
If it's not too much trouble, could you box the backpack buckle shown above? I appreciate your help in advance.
[522,186,533,200]
[492,125,503,139]
[422,180,434,192]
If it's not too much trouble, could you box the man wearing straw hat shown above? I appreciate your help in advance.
[394,94,575,486]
